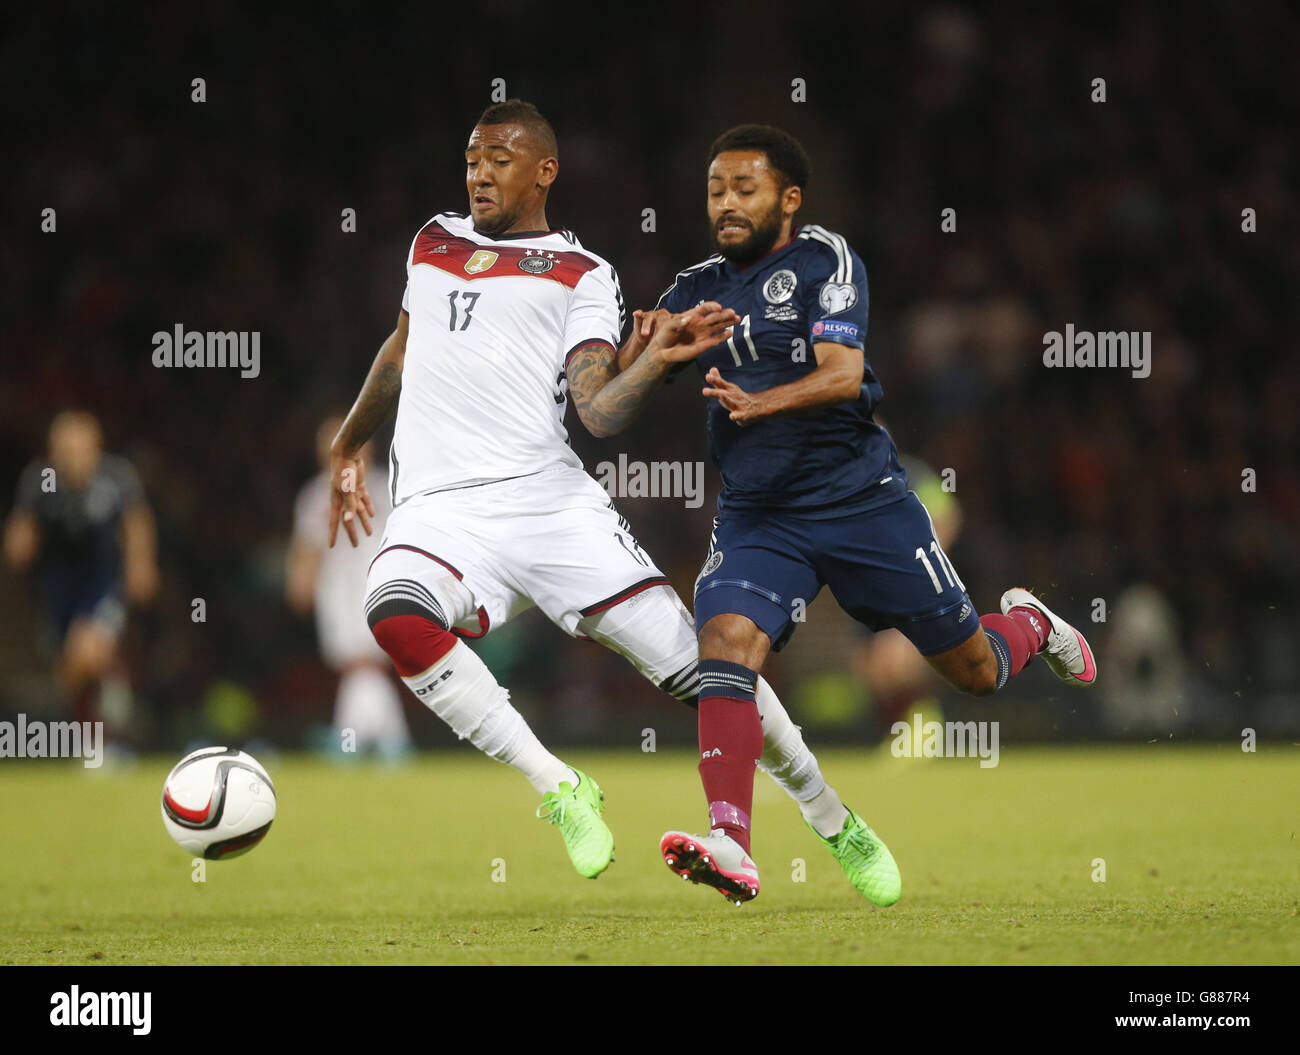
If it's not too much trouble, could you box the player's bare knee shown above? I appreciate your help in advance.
[84,647,113,682]
[929,636,999,697]
[958,654,999,697]
[64,626,112,683]
[698,613,767,667]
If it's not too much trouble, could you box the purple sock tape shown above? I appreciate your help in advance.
[708,800,751,832]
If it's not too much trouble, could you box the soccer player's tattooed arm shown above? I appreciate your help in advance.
[569,303,740,437]
[328,310,408,547]
[567,341,659,438]
[613,309,663,372]
[702,342,864,427]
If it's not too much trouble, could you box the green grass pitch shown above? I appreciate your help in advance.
[1,746,1296,965]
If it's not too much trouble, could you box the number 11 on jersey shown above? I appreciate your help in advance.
[725,314,756,366]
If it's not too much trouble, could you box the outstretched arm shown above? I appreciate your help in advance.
[566,339,666,439]
[701,342,864,427]
[329,310,408,547]
[568,303,739,438]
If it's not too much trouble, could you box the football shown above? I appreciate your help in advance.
[160,747,277,860]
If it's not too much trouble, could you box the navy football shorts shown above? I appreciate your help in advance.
[42,568,126,649]
[693,490,980,656]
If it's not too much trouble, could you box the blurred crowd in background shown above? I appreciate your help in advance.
[3,2,1296,751]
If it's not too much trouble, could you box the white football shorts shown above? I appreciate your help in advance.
[364,466,699,697]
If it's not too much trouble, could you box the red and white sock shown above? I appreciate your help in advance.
[371,611,572,794]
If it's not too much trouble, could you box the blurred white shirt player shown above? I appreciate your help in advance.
[288,417,411,759]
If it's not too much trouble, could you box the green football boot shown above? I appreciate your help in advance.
[813,808,902,906]
[535,768,615,879]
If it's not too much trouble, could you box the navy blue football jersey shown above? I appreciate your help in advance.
[14,454,142,582]
[657,224,907,515]
[14,453,143,641]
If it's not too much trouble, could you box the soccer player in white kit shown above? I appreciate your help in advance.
[328,100,865,892]
[288,417,411,759]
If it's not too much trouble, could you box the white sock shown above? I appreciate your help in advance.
[799,785,851,839]
[755,676,850,838]
[402,640,572,794]
[336,665,411,755]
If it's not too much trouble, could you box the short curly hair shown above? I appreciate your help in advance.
[708,124,811,191]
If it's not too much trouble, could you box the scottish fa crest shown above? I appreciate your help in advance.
[695,550,724,589]
[763,269,797,304]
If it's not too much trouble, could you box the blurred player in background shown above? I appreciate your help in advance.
[287,416,411,760]
[619,124,1097,906]
[3,410,158,729]
[330,101,879,899]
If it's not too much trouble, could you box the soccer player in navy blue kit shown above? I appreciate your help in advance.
[612,125,1096,906]
[4,411,159,728]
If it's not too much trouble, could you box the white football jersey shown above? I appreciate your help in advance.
[293,468,391,666]
[389,212,624,505]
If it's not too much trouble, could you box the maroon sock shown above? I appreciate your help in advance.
[697,665,764,853]
[67,680,99,726]
[1007,605,1051,652]
[979,612,1038,681]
